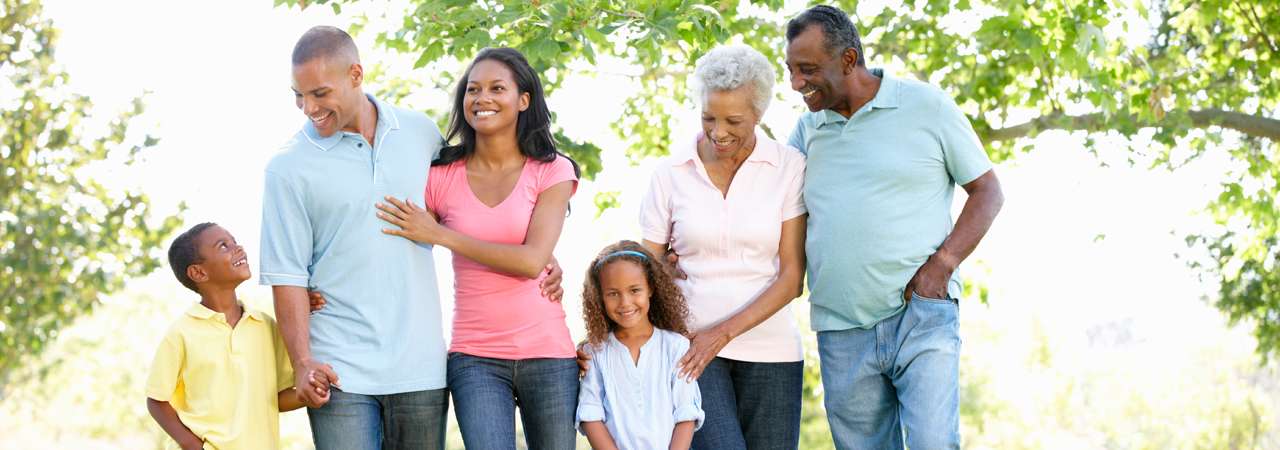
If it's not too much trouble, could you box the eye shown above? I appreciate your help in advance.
[466,86,478,94]
[493,85,505,92]
[728,120,742,126]
[630,288,642,294]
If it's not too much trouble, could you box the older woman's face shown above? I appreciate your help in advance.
[701,86,759,155]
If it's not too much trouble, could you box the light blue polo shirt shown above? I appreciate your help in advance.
[788,70,993,332]
[259,95,446,394]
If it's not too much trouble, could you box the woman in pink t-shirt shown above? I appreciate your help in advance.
[375,47,580,449]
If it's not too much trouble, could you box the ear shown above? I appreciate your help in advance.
[187,264,209,284]
[842,48,859,75]
[349,63,364,88]
[518,92,530,112]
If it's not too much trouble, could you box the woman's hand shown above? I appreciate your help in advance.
[377,196,446,245]
[677,325,733,382]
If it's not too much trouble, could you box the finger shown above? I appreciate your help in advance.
[382,228,406,237]
[322,365,341,387]
[375,201,407,220]
[376,210,408,227]
[383,195,411,214]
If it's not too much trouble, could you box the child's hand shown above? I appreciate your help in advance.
[295,358,340,408]
[307,289,326,313]
[377,196,445,245]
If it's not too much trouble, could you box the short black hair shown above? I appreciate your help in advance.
[786,5,866,66]
[292,25,359,66]
[168,222,216,294]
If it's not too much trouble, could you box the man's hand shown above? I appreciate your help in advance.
[904,250,957,301]
[540,258,565,303]
[294,358,340,408]
[664,249,687,280]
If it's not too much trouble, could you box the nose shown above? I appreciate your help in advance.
[790,73,805,92]
[301,96,319,115]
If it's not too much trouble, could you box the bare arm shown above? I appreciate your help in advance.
[905,169,1004,299]
[669,420,696,450]
[581,421,620,450]
[277,387,304,412]
[146,398,203,450]
[379,181,573,279]
[273,286,337,407]
[676,215,807,380]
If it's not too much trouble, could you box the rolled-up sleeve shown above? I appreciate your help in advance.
[576,346,607,434]
[670,342,704,430]
[259,169,312,287]
[638,167,672,245]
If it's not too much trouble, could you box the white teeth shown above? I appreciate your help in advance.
[802,90,816,98]
[311,112,331,122]
[475,110,497,117]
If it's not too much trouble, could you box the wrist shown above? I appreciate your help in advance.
[932,247,960,272]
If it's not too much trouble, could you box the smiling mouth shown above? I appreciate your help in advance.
[310,111,333,125]
[474,110,497,117]
[233,257,247,267]
[801,89,817,99]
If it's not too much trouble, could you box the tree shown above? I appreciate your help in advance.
[278,0,1280,359]
[0,0,182,384]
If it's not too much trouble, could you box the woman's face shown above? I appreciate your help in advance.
[463,59,529,137]
[701,85,760,156]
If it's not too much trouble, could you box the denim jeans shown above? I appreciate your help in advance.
[691,357,803,450]
[307,387,449,450]
[447,352,579,450]
[818,292,961,450]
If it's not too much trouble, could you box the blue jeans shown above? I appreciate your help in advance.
[447,352,579,450]
[691,357,803,450]
[818,292,961,450]
[307,388,449,450]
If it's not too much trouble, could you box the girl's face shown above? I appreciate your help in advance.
[463,59,529,137]
[598,260,652,332]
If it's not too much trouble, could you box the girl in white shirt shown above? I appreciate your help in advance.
[577,241,704,450]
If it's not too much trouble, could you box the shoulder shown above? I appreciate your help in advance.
[657,328,690,353]
[894,76,954,113]
[264,132,314,176]
[538,154,577,176]
[388,104,443,138]
[764,134,807,167]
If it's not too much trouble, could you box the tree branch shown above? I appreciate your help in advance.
[981,109,1280,142]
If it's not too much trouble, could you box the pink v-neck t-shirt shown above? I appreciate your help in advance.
[426,155,578,359]
[640,131,807,362]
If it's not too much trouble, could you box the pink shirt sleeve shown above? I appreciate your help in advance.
[639,164,672,245]
[781,145,807,221]
[537,155,578,197]
[425,163,449,212]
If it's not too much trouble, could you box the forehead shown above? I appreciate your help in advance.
[467,59,516,83]
[702,87,755,115]
[194,225,233,249]
[786,24,829,60]
[291,57,346,89]
[599,259,646,284]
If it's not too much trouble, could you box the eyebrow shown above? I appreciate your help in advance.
[291,87,330,95]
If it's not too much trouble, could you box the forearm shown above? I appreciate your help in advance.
[715,266,803,339]
[147,398,202,449]
[669,421,696,450]
[581,421,620,450]
[437,228,552,279]
[277,387,304,412]
[936,173,1004,269]
[272,286,313,368]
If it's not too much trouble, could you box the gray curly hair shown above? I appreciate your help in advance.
[692,44,776,117]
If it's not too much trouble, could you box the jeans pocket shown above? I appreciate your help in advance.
[911,291,956,305]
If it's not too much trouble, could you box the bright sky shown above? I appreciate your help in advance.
[41,0,1259,419]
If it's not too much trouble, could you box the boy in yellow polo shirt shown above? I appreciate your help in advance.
[146,222,310,450]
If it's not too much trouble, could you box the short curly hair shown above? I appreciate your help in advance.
[581,240,691,347]
[168,222,216,293]
[692,44,776,117]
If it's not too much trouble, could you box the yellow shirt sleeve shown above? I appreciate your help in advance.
[145,328,184,401]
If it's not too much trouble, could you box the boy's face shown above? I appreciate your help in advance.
[188,225,251,288]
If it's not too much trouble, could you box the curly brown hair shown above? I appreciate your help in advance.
[581,240,691,346]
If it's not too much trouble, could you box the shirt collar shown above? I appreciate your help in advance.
[300,94,400,151]
[670,129,781,168]
[185,303,265,323]
[816,68,900,126]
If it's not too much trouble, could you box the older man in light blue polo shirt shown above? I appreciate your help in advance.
[261,27,562,450]
[784,6,1004,450]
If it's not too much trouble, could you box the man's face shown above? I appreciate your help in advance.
[785,24,851,114]
[291,57,361,137]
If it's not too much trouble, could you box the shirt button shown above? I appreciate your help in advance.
[358,143,364,147]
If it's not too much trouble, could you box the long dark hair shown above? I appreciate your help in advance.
[435,47,580,179]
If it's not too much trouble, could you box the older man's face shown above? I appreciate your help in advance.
[785,24,850,114]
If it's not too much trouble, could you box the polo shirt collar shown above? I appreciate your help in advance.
[301,94,400,151]
[817,68,900,127]
[185,303,265,323]
[671,129,781,167]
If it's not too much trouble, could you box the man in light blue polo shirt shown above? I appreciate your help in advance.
[261,27,563,450]
[784,6,1005,450]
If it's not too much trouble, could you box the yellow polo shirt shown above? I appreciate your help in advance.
[146,304,294,450]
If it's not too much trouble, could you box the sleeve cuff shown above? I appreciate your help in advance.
[674,404,704,431]
[259,272,310,287]
[783,206,807,221]
[576,406,605,435]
